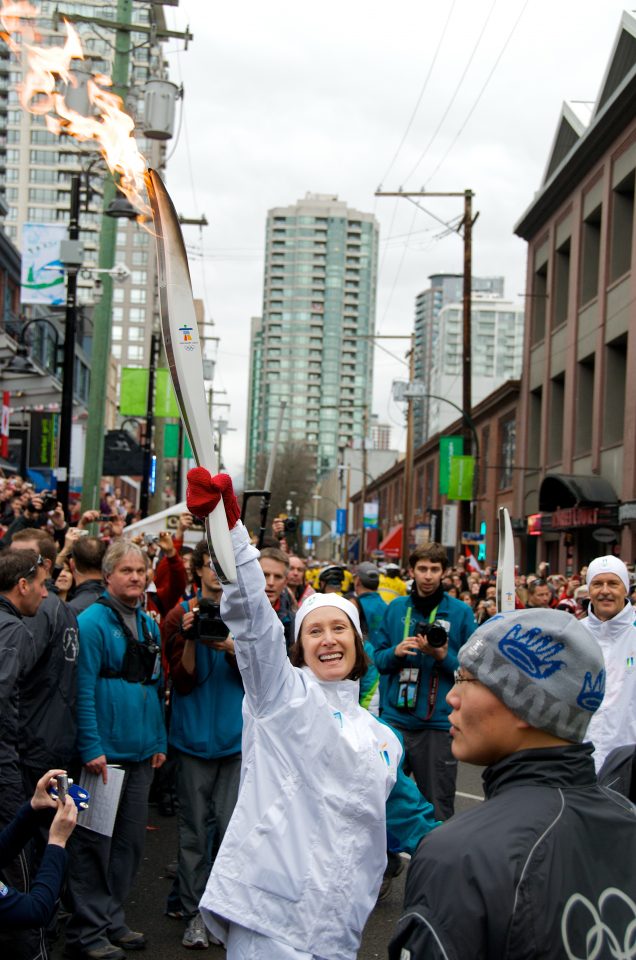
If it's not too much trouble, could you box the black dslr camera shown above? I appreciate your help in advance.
[414,620,448,649]
[194,598,228,642]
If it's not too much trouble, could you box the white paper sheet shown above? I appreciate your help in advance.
[78,765,125,837]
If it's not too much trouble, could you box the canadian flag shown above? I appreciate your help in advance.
[465,552,483,575]
[0,392,9,459]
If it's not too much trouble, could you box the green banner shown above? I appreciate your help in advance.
[164,422,179,458]
[439,435,463,494]
[155,369,180,418]
[163,422,194,459]
[119,368,148,416]
[448,455,475,501]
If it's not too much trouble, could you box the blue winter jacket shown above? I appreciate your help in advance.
[374,592,476,731]
[76,595,167,763]
[357,591,388,649]
[167,600,243,759]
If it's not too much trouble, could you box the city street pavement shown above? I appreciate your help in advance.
[53,763,484,959]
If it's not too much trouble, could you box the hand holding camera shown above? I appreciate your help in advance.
[182,600,229,649]
[413,620,449,661]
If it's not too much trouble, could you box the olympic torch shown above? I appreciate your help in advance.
[145,169,236,583]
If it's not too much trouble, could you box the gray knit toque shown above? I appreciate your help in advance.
[458,609,606,742]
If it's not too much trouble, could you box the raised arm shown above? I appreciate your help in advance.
[187,470,303,715]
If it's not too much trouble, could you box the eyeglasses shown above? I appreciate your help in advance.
[24,554,44,580]
[454,670,479,684]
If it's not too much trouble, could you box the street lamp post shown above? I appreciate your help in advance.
[56,175,81,516]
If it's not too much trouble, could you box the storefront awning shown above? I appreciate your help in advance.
[539,474,618,512]
[379,524,402,558]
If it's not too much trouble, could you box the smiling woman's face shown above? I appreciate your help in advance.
[301,608,357,681]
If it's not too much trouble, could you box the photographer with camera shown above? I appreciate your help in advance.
[0,492,61,551]
[162,538,243,950]
[0,769,77,931]
[64,540,166,960]
[375,543,476,821]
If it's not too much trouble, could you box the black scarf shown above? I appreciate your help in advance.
[410,581,445,618]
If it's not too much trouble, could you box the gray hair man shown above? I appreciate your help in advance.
[64,540,167,960]
[582,555,636,772]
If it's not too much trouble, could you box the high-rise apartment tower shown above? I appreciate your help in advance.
[246,193,379,485]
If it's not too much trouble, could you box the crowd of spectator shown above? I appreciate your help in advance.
[0,471,634,960]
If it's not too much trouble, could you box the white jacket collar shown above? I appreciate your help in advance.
[300,665,360,705]
[585,599,636,637]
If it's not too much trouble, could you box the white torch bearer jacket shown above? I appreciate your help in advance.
[583,599,636,772]
[199,523,405,959]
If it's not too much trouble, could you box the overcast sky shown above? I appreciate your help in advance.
[159,0,631,480]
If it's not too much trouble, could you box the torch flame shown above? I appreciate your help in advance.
[1,0,149,218]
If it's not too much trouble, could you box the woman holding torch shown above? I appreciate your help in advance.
[186,469,438,960]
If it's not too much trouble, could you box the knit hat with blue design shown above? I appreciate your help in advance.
[458,608,606,742]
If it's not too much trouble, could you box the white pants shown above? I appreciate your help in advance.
[226,922,317,960]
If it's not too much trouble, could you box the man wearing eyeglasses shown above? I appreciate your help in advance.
[0,549,48,960]
[10,529,79,797]
[390,608,636,960]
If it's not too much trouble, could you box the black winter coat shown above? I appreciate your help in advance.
[390,744,636,960]
[20,590,78,771]
[0,597,33,818]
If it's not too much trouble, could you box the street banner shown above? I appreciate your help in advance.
[439,436,463,494]
[163,423,180,458]
[336,508,347,535]
[155,369,179,418]
[1,392,10,459]
[163,423,192,458]
[363,501,379,529]
[21,223,67,306]
[29,411,57,469]
[448,455,475,500]
[119,368,148,416]
[441,504,459,548]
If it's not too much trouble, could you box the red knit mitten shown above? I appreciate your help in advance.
[186,469,241,529]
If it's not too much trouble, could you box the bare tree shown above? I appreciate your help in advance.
[241,441,316,551]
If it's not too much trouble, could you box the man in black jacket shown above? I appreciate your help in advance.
[67,537,106,615]
[390,608,636,960]
[11,529,79,791]
[0,549,49,960]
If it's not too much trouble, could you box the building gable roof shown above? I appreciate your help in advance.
[541,101,590,186]
[595,10,636,115]
[516,11,636,239]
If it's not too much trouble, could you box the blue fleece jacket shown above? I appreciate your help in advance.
[168,601,244,759]
[76,595,167,763]
[374,592,475,731]
[357,591,388,649]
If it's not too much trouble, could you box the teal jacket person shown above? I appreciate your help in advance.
[374,590,475,731]
[76,596,167,764]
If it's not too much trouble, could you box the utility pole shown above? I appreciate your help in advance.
[80,1,194,512]
[461,189,474,538]
[401,334,415,570]
[80,0,132,512]
[375,189,476,547]
[359,405,369,562]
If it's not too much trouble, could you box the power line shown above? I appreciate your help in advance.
[378,0,458,188]
[402,0,499,186]
[425,0,531,185]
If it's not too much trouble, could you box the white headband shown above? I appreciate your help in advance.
[294,592,361,641]
[586,555,630,593]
